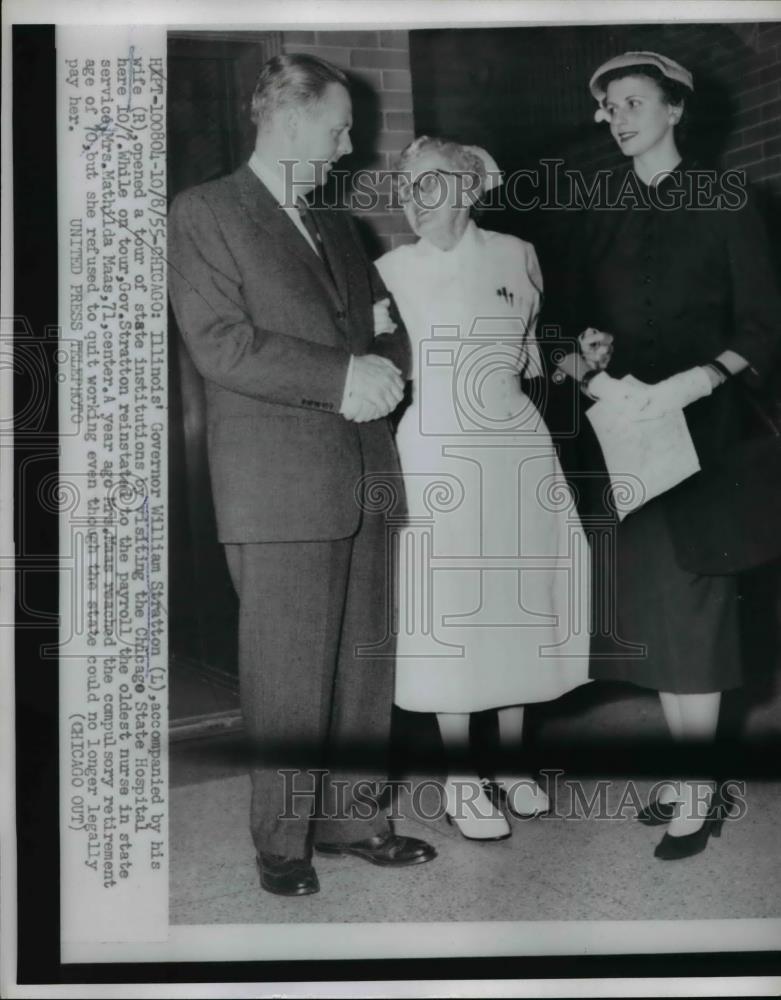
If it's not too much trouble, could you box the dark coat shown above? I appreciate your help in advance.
[562,159,781,522]
[168,164,411,543]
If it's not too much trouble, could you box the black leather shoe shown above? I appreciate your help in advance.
[257,852,320,896]
[637,797,679,826]
[314,832,437,867]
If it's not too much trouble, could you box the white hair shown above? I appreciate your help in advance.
[396,136,488,195]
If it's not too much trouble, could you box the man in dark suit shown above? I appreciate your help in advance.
[168,53,436,896]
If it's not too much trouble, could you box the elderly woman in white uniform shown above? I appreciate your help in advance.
[376,137,591,840]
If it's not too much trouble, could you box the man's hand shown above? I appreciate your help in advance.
[341,398,382,423]
[579,327,614,370]
[340,354,405,423]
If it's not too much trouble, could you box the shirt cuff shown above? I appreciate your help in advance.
[339,355,355,414]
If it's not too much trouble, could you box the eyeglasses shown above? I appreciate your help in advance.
[396,168,480,206]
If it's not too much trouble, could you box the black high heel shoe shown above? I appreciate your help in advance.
[653,786,735,861]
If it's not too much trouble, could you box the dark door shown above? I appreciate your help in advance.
[167,33,281,722]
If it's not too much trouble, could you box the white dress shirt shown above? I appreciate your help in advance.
[248,151,319,255]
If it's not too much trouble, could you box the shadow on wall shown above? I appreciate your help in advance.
[685,71,737,163]
[346,72,383,175]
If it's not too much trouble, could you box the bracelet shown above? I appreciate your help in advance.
[706,359,732,381]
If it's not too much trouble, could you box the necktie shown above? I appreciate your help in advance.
[296,198,338,291]
[296,197,324,254]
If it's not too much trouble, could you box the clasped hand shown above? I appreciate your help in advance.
[340,353,404,423]
[579,327,614,370]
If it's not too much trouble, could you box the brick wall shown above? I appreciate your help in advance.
[721,22,781,192]
[281,30,416,254]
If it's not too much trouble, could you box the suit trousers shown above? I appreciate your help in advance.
[224,507,395,858]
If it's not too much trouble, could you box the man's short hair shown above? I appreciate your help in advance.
[250,53,349,129]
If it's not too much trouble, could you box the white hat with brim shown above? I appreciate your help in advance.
[589,50,694,102]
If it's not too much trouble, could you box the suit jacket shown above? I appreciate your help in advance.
[168,164,411,543]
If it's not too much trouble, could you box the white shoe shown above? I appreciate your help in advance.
[443,776,511,841]
[494,776,551,818]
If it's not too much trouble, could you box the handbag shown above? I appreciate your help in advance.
[666,381,781,576]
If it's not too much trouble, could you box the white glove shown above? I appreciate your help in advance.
[634,367,714,420]
[586,372,653,416]
[373,297,397,336]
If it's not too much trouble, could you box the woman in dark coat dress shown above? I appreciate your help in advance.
[557,51,781,859]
